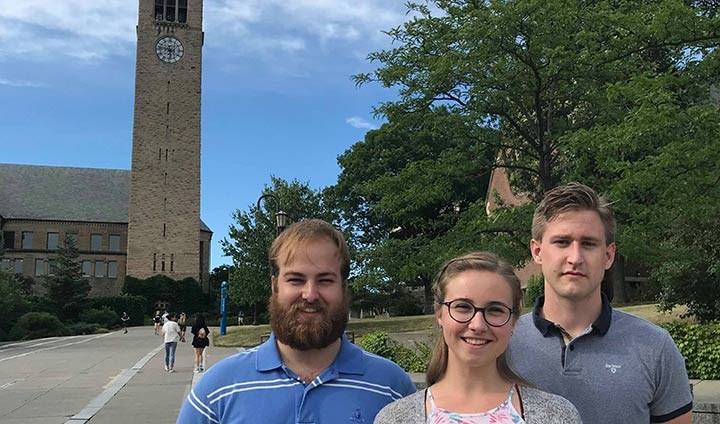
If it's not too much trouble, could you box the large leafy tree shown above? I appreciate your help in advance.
[355,0,720,198]
[327,109,529,305]
[222,177,337,324]
[563,68,720,320]
[352,0,720,317]
[43,235,91,321]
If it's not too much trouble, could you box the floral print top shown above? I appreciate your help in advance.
[426,385,525,424]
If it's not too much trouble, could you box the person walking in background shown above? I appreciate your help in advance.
[178,219,415,423]
[190,313,210,373]
[153,310,162,335]
[161,313,181,373]
[120,312,130,334]
[507,182,692,424]
[375,252,581,424]
[178,312,188,342]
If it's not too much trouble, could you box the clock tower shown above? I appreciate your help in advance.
[127,0,207,284]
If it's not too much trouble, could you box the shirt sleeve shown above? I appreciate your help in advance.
[649,332,693,422]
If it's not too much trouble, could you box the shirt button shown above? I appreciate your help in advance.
[569,345,575,351]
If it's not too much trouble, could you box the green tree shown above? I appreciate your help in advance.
[563,70,720,320]
[221,177,337,324]
[355,0,719,197]
[354,0,720,317]
[0,269,32,338]
[43,235,91,321]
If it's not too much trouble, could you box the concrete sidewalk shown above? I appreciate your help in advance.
[82,329,719,423]
[84,331,240,424]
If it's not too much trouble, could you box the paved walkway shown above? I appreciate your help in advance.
[76,328,720,423]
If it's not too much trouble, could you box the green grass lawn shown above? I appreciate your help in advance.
[213,303,690,347]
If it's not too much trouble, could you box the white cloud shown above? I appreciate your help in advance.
[0,0,136,62]
[0,0,411,69]
[346,116,376,130]
[0,77,45,87]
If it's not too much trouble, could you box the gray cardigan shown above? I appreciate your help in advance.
[374,386,582,424]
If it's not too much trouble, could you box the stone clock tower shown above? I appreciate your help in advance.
[127,0,207,283]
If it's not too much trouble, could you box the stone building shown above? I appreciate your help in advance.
[0,0,211,294]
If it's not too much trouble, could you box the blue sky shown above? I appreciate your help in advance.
[0,0,412,269]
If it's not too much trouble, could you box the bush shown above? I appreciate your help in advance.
[359,331,430,372]
[123,275,212,315]
[662,321,720,379]
[9,312,71,340]
[524,274,544,307]
[89,295,145,326]
[69,322,99,335]
[79,307,119,328]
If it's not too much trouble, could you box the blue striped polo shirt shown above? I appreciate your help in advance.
[177,333,416,423]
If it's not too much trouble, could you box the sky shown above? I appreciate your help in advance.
[0,0,414,269]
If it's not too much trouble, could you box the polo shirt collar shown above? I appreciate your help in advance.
[531,293,613,337]
[256,333,365,374]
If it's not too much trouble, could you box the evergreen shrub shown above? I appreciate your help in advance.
[9,312,71,340]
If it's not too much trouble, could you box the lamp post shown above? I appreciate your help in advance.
[256,193,289,235]
[254,192,290,324]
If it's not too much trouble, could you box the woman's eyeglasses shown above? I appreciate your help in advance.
[439,299,513,327]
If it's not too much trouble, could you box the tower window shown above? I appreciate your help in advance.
[153,253,157,271]
[163,223,166,237]
[161,254,166,271]
[170,254,174,272]
[155,0,185,23]
[159,149,162,160]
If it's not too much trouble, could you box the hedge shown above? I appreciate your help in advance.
[662,321,720,380]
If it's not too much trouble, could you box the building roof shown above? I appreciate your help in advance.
[0,164,211,232]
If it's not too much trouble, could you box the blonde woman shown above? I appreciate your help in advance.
[375,252,581,424]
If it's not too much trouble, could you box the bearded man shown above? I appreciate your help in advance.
[178,219,415,423]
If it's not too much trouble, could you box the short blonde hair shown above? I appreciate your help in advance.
[269,219,350,281]
[532,182,616,244]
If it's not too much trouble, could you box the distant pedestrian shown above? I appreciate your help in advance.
[190,313,210,373]
[178,312,188,342]
[120,312,130,334]
[153,310,162,335]
[238,310,245,326]
[161,313,181,372]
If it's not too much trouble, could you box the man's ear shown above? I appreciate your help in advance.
[271,275,278,293]
[605,242,616,270]
[530,239,542,264]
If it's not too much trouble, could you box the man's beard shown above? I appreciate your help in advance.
[269,290,349,351]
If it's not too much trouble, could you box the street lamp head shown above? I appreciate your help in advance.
[276,210,289,233]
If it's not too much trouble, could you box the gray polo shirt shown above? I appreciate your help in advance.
[507,295,693,424]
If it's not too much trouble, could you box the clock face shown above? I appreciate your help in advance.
[156,37,184,63]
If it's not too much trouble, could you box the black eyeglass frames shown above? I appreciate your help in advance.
[439,299,513,327]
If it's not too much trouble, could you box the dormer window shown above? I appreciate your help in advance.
[155,0,187,24]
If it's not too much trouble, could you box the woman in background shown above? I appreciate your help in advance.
[375,252,581,424]
[191,313,210,373]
